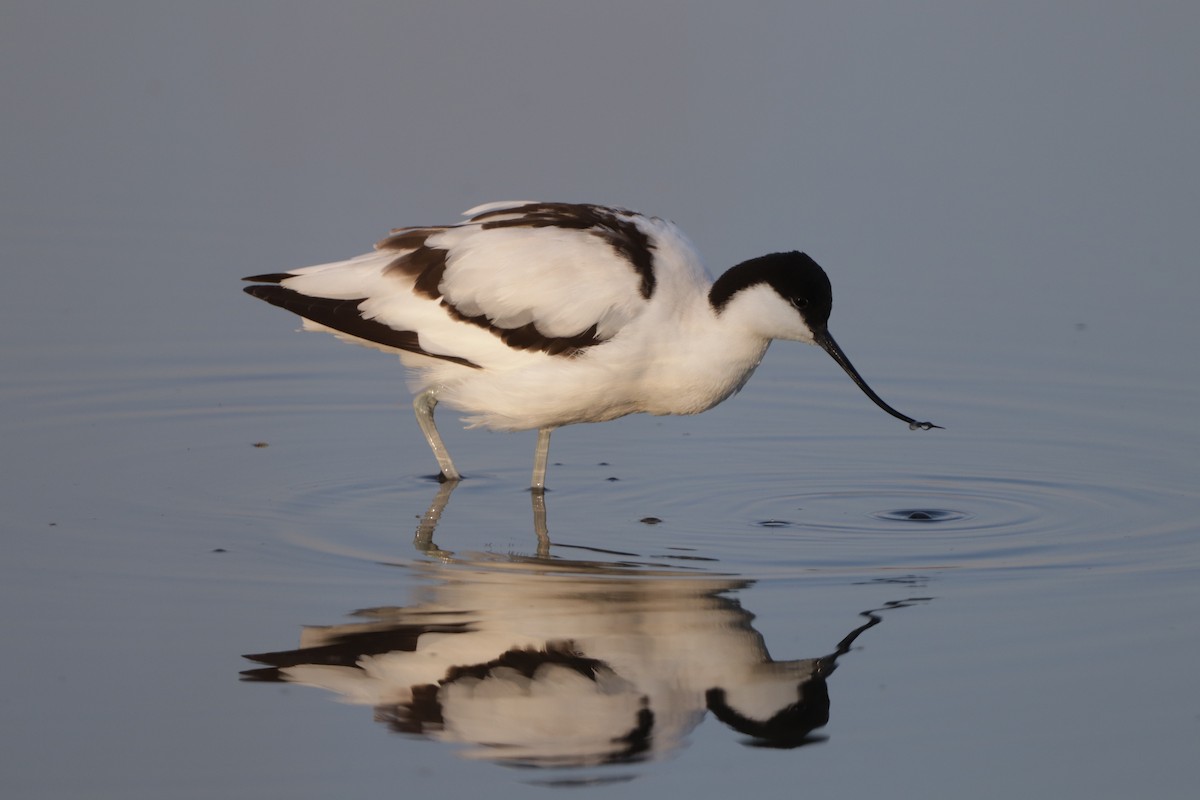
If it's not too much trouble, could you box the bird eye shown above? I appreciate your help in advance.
[790,297,808,310]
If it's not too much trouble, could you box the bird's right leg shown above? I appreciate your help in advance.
[531,426,553,491]
[413,387,461,481]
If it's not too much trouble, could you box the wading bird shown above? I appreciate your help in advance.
[243,202,938,488]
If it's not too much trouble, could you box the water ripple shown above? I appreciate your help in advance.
[695,469,1200,578]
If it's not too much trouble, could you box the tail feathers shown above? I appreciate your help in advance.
[243,284,480,369]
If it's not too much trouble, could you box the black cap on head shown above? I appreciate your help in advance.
[709,251,832,333]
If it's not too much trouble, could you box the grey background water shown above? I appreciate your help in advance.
[4,2,1199,797]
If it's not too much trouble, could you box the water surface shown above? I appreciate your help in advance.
[4,3,1200,799]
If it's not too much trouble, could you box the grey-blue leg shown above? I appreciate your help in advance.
[531,427,553,490]
[413,387,461,481]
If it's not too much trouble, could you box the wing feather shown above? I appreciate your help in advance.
[244,202,705,362]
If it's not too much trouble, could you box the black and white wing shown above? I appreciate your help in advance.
[243,202,704,368]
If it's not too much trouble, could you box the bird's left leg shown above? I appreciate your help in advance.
[413,387,461,481]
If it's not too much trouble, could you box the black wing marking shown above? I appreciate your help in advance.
[377,218,612,357]
[468,202,657,299]
[243,284,481,369]
[242,272,295,284]
[245,203,655,361]
[442,304,603,356]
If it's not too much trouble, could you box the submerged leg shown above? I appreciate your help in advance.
[413,480,458,557]
[531,426,554,490]
[413,387,461,481]
[531,488,550,558]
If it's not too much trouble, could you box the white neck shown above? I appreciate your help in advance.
[626,288,779,417]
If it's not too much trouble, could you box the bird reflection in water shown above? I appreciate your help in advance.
[242,484,929,769]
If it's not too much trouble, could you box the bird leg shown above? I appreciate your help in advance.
[412,480,458,557]
[413,387,461,481]
[531,427,554,490]
[531,488,551,558]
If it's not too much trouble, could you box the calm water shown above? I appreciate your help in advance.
[5,3,1200,798]
[5,315,1198,798]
